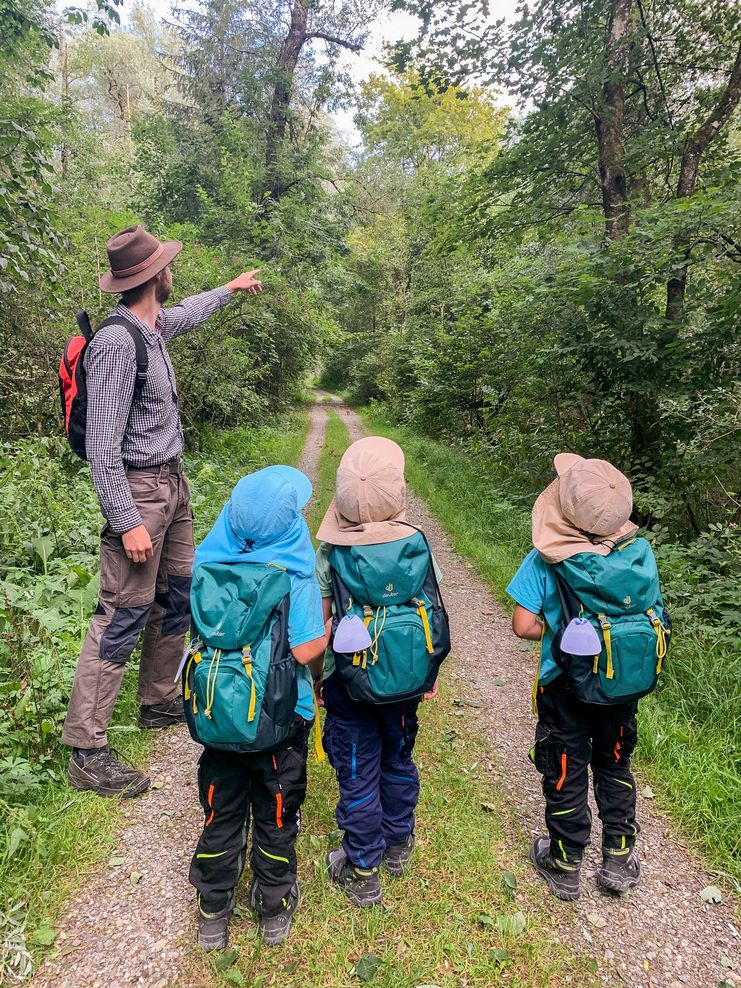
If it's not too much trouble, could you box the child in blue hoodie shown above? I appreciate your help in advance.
[188,466,328,949]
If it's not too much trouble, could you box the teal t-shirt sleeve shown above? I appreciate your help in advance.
[506,549,548,615]
[288,574,325,648]
[315,542,333,597]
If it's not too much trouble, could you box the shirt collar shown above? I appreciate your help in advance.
[115,302,163,345]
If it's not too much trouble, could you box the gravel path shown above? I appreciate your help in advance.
[33,395,739,988]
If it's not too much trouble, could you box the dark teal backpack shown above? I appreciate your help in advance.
[183,562,298,751]
[329,529,451,704]
[551,537,671,705]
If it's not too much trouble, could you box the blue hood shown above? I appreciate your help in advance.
[194,465,315,578]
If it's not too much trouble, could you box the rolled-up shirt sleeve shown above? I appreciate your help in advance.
[84,331,143,533]
[159,286,232,343]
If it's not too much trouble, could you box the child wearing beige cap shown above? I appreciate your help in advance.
[507,454,670,900]
[314,437,450,907]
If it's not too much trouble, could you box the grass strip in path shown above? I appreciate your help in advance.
[305,408,351,544]
[0,409,309,981]
[357,404,741,888]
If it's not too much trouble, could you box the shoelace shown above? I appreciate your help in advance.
[92,746,140,778]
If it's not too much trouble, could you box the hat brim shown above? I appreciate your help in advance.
[316,497,412,546]
[99,240,183,293]
[532,477,638,564]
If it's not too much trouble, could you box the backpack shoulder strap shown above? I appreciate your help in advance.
[552,566,582,623]
[76,310,93,341]
[96,314,149,399]
[394,522,448,618]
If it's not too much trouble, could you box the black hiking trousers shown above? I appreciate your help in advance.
[532,677,640,866]
[189,715,310,916]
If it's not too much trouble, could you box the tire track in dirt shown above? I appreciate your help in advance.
[32,402,330,988]
[334,394,740,988]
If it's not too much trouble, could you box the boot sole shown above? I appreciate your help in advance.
[530,845,580,901]
[346,886,383,908]
[67,767,150,799]
[596,858,641,894]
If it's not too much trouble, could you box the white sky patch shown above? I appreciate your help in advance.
[116,0,519,143]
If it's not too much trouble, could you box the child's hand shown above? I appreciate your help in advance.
[423,679,439,701]
[314,678,324,707]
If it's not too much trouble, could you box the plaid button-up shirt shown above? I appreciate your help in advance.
[85,286,232,533]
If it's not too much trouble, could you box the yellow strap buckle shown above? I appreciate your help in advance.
[647,610,668,673]
[242,647,257,722]
[598,615,614,679]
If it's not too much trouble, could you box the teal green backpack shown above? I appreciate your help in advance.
[182,562,298,751]
[551,537,671,705]
[329,529,451,704]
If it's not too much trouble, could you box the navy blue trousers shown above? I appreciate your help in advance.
[322,674,420,869]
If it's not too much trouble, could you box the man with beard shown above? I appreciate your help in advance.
[62,224,263,797]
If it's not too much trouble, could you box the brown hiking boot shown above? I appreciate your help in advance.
[139,694,186,729]
[67,747,150,798]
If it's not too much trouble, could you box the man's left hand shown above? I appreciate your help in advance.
[226,270,263,296]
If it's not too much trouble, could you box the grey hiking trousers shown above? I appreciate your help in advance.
[62,461,194,749]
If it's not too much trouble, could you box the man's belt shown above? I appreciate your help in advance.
[125,456,184,473]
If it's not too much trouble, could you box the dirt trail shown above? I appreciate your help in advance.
[32,406,332,988]
[34,394,739,988]
[336,396,740,988]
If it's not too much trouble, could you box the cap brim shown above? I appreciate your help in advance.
[99,240,182,293]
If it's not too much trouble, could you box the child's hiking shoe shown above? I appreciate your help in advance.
[139,695,186,729]
[326,849,383,907]
[197,893,235,951]
[67,747,150,798]
[597,848,641,894]
[530,837,581,900]
[383,835,416,876]
[251,882,301,946]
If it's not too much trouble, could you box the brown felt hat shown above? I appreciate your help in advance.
[99,224,182,293]
[532,453,638,563]
[316,436,411,546]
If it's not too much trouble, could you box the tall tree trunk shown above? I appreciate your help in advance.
[665,43,741,323]
[265,0,308,203]
[594,0,632,240]
[59,32,70,179]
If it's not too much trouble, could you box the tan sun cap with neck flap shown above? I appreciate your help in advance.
[316,436,412,546]
[532,452,638,564]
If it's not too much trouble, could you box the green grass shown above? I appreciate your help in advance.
[358,405,741,888]
[0,409,310,981]
[306,408,351,544]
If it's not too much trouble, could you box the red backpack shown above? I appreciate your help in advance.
[59,311,148,459]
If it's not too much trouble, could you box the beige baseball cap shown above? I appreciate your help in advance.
[316,436,411,546]
[532,453,638,563]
